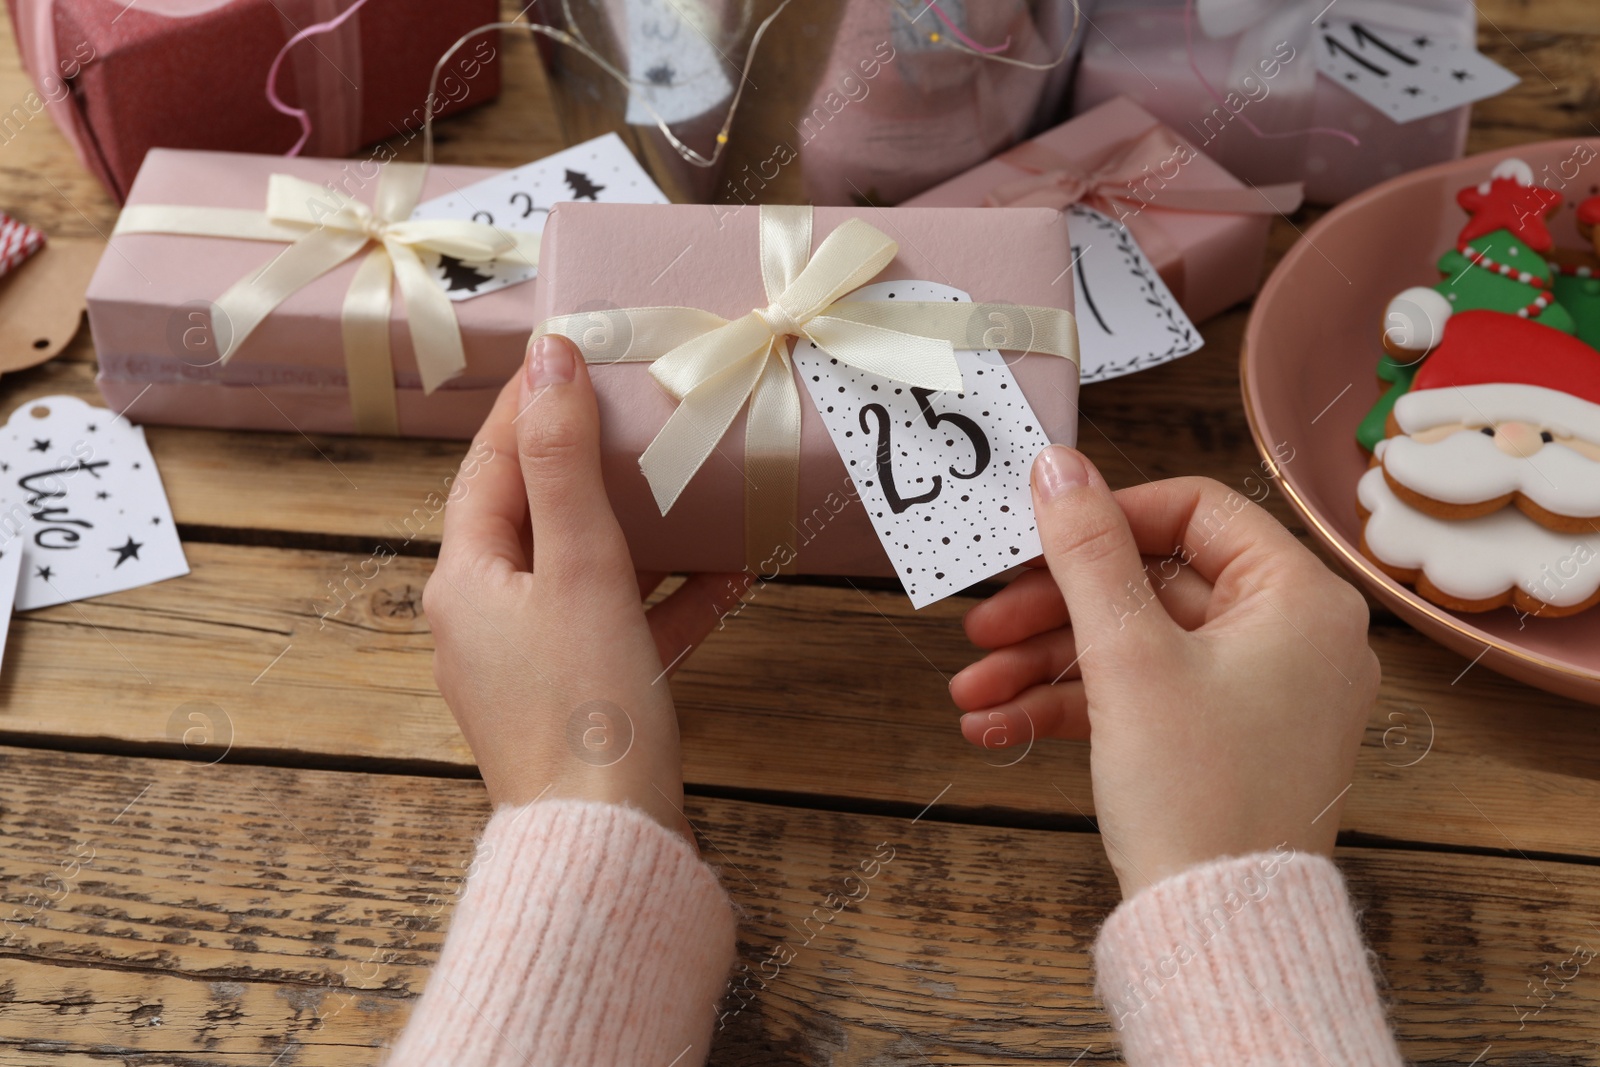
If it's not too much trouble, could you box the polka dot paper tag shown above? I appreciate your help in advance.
[793,280,1051,608]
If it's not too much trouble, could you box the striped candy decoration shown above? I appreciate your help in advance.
[0,212,45,278]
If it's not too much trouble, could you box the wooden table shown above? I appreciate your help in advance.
[3,4,1600,1063]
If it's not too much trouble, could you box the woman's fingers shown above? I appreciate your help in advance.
[514,335,636,597]
[959,680,1090,749]
[963,568,1069,650]
[436,375,534,576]
[1110,476,1308,590]
[646,573,748,678]
[951,627,1084,711]
[964,561,1216,651]
[1030,447,1182,656]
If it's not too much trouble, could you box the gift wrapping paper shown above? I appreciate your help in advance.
[531,201,1081,576]
[88,149,534,437]
[905,96,1275,323]
[6,0,500,201]
[1071,0,1475,204]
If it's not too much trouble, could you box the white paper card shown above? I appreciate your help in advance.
[0,542,23,672]
[0,395,188,611]
[619,0,734,127]
[794,280,1052,609]
[409,133,670,301]
[1314,18,1518,124]
[1067,206,1203,383]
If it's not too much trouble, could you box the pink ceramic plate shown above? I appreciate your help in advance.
[1242,139,1600,705]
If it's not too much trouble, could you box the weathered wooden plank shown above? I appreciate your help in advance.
[1,746,1598,1064]
[0,540,1594,861]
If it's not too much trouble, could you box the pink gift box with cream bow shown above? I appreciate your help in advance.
[905,96,1296,323]
[531,202,1081,576]
[89,149,536,438]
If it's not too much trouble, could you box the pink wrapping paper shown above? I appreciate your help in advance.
[1071,0,1475,205]
[6,0,500,202]
[88,149,536,438]
[905,96,1272,323]
[532,202,1081,576]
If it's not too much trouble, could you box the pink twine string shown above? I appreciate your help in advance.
[266,0,375,157]
[926,1,1012,55]
[1182,0,1358,146]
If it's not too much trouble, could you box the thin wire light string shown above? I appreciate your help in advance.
[424,0,1084,170]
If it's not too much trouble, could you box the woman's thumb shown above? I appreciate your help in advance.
[1031,446,1176,650]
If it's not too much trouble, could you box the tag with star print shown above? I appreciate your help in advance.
[0,395,188,611]
[408,133,670,302]
[1314,18,1517,124]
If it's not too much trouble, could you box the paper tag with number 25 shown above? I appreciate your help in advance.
[794,280,1055,608]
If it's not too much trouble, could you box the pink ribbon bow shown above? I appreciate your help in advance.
[982,123,1303,298]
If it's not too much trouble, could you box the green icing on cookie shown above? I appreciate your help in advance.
[1356,227,1579,453]
[1551,271,1600,350]
[1356,354,1421,453]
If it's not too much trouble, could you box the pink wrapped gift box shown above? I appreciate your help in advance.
[6,0,500,202]
[532,202,1080,576]
[88,149,536,438]
[905,96,1280,323]
[1072,0,1475,204]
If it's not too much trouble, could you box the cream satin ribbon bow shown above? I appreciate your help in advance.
[113,163,540,435]
[536,205,1079,568]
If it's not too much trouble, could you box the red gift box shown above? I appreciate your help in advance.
[7,0,501,201]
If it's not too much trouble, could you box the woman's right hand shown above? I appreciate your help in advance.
[951,446,1380,898]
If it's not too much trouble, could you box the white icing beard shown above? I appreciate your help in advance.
[1395,384,1600,447]
[1382,428,1600,517]
[1360,466,1600,608]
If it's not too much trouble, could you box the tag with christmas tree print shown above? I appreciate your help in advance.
[0,395,188,611]
[409,133,670,302]
[794,280,1054,608]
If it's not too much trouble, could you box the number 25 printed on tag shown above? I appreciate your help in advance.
[1315,18,1517,124]
[794,280,1056,608]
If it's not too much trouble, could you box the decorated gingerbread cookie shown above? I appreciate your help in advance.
[1357,465,1600,617]
[1357,158,1579,452]
[1375,310,1600,533]
[1550,194,1600,352]
[1358,309,1600,617]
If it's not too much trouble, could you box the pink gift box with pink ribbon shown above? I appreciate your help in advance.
[5,0,499,201]
[905,96,1297,323]
[1071,0,1477,205]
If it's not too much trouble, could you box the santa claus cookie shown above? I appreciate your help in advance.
[1376,310,1600,534]
[1356,158,1579,452]
[1359,309,1600,616]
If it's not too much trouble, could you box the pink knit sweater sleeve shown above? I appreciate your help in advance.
[1094,848,1404,1066]
[386,799,737,1067]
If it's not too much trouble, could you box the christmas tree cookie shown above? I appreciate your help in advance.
[1357,159,1578,451]
[1548,194,1600,352]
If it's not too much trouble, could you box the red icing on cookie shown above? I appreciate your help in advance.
[1413,310,1600,405]
[1579,195,1600,229]
[1456,177,1563,252]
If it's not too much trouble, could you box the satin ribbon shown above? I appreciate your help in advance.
[984,123,1302,297]
[112,163,539,435]
[535,205,1079,570]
